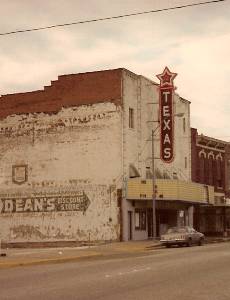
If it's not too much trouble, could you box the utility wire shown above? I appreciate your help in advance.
[0,0,226,36]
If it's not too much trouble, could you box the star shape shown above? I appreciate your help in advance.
[156,67,177,87]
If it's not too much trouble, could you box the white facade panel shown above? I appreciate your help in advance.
[122,70,191,182]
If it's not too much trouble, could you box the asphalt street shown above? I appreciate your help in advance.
[0,243,230,300]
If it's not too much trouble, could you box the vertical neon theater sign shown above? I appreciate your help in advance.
[156,67,177,163]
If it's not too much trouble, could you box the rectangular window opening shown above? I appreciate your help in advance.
[129,108,134,129]
[135,209,146,230]
[183,117,186,133]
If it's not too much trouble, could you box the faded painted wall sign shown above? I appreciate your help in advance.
[156,67,177,163]
[0,111,114,138]
[0,191,90,213]
[12,165,28,185]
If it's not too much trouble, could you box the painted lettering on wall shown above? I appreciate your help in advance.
[156,67,177,163]
[0,191,90,214]
[0,111,115,138]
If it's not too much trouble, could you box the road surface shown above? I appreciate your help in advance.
[1,243,230,300]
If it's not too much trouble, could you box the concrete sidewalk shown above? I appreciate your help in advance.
[0,237,229,269]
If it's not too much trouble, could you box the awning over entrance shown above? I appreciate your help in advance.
[126,179,214,205]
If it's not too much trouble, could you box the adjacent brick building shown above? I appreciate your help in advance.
[191,128,230,235]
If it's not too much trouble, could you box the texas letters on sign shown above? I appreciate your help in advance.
[157,67,177,163]
[160,88,174,162]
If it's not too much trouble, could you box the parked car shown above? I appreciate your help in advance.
[160,226,205,248]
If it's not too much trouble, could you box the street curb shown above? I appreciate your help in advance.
[0,246,157,269]
[205,239,230,244]
[0,239,229,269]
[0,250,153,269]
[0,253,102,269]
[146,239,230,250]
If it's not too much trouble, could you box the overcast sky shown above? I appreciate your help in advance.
[0,0,229,140]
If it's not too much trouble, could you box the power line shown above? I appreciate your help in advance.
[0,0,226,36]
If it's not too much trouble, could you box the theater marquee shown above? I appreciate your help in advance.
[156,67,177,163]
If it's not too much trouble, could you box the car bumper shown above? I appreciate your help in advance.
[160,239,187,246]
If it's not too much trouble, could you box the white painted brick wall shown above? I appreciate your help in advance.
[122,70,191,181]
[0,102,122,242]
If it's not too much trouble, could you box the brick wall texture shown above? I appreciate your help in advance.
[0,69,122,119]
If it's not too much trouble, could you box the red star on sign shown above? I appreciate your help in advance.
[156,67,177,87]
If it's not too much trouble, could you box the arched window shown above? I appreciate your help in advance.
[216,158,223,188]
[208,156,214,186]
[199,153,206,184]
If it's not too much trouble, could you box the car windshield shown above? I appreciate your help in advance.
[166,227,187,234]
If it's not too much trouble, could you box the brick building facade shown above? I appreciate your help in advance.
[0,69,124,246]
[191,128,230,235]
[0,67,220,246]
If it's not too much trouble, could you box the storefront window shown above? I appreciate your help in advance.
[135,209,146,230]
